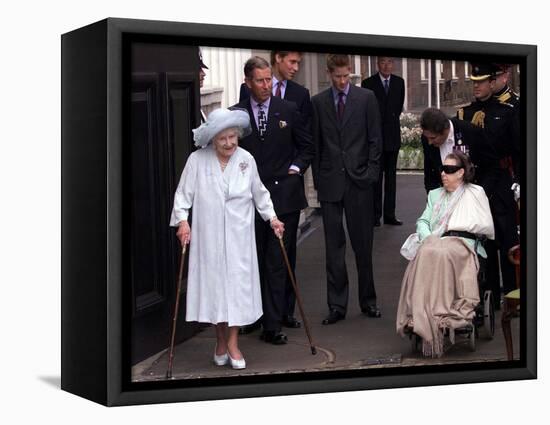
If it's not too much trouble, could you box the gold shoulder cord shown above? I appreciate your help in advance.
[498,92,512,104]
[471,110,485,128]
[458,108,464,121]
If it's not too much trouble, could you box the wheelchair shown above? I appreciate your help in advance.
[407,235,495,355]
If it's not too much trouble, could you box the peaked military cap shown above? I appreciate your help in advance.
[470,63,498,81]
[492,63,510,75]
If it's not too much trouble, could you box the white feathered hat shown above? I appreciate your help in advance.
[192,108,251,148]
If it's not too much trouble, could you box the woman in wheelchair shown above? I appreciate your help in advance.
[396,151,494,357]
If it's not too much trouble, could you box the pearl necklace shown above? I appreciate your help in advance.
[218,157,229,172]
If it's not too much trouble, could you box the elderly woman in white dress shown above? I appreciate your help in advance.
[170,108,284,370]
[396,151,494,357]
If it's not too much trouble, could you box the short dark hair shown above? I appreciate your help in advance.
[420,107,451,134]
[244,56,270,79]
[270,51,301,66]
[326,54,350,72]
[445,150,475,184]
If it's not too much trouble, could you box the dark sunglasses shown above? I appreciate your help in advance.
[440,165,463,174]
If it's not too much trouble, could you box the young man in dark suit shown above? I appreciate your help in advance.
[233,56,314,344]
[311,54,382,324]
[361,57,405,226]
[239,51,312,330]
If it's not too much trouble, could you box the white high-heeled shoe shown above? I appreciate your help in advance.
[228,352,246,370]
[213,351,229,366]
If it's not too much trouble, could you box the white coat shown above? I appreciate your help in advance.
[170,146,276,326]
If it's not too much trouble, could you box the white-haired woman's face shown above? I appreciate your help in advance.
[213,127,239,160]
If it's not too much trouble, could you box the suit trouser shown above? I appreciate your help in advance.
[320,178,376,315]
[374,149,399,221]
[281,212,300,319]
[255,211,300,332]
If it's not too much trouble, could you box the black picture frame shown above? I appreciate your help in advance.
[61,17,537,406]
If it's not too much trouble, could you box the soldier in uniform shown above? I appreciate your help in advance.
[457,63,519,305]
[492,63,521,182]
[493,63,520,107]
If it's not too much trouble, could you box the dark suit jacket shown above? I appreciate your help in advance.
[361,74,405,152]
[233,96,314,216]
[311,85,382,202]
[239,80,312,128]
[422,118,499,193]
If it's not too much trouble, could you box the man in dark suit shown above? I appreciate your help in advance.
[233,56,314,344]
[361,57,405,226]
[239,51,312,330]
[240,51,312,126]
[311,54,382,324]
[420,107,495,193]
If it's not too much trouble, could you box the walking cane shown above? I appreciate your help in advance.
[166,243,188,379]
[277,236,317,355]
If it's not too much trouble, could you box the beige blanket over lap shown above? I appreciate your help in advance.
[396,235,480,357]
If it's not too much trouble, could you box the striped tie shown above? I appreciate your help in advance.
[275,81,282,97]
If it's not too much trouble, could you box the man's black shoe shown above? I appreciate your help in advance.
[282,315,301,328]
[260,330,288,345]
[362,305,382,318]
[322,309,345,325]
[384,217,403,225]
[374,219,381,227]
[239,320,261,335]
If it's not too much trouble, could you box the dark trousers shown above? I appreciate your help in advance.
[374,150,399,221]
[282,212,300,319]
[320,179,376,315]
[485,208,519,302]
[255,211,299,332]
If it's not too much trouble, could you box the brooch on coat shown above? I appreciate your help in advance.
[239,161,249,175]
[278,120,288,129]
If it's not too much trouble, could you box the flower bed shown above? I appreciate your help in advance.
[398,112,423,170]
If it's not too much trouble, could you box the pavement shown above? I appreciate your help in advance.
[132,173,520,382]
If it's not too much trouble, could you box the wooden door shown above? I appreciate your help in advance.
[130,42,201,364]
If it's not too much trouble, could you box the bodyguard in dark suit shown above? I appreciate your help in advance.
[361,57,405,226]
[233,56,314,344]
[239,51,312,329]
[311,54,382,324]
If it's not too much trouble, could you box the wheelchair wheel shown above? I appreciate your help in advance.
[480,290,495,339]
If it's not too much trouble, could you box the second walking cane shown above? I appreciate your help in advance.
[166,243,188,379]
[278,236,317,355]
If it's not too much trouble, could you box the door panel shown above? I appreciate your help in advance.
[130,43,201,365]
